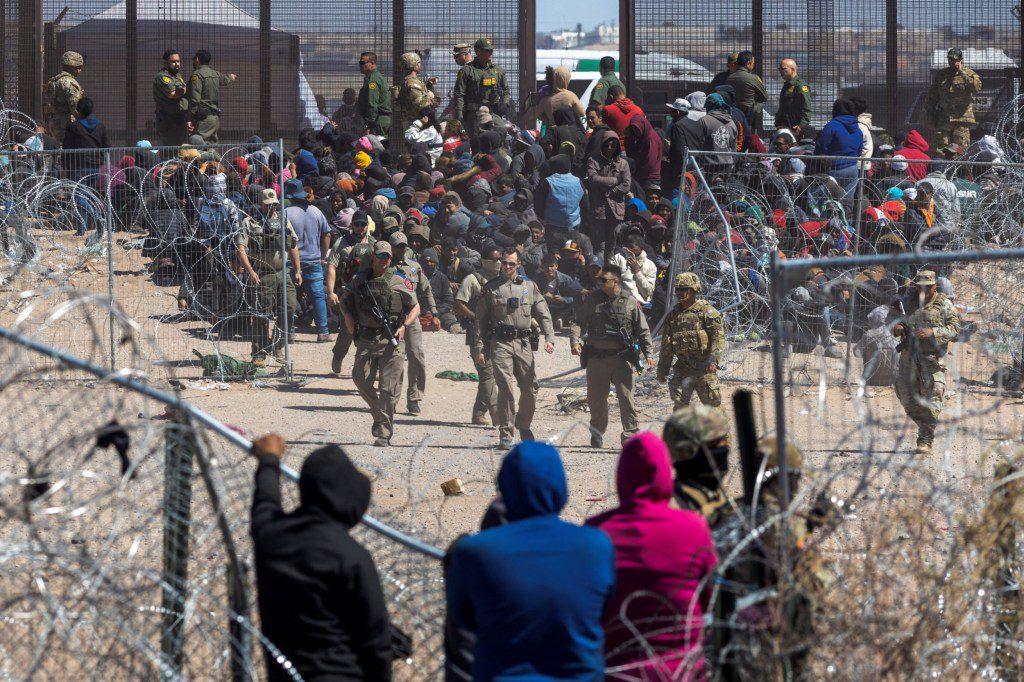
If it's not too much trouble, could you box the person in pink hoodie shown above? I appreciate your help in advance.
[899,129,932,182]
[586,431,719,680]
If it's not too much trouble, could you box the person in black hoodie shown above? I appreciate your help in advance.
[62,97,109,180]
[250,434,392,681]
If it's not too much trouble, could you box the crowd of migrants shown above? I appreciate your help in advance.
[2,38,1019,681]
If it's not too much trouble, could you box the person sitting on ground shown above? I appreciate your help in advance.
[250,433,392,681]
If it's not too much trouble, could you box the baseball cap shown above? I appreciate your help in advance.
[389,231,409,247]
[666,98,691,112]
[561,240,580,253]
[259,189,279,206]
[374,240,393,257]
[135,139,158,154]
[474,37,494,51]
[941,142,964,156]
[351,209,369,226]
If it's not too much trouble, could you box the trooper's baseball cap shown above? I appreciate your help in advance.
[474,38,494,51]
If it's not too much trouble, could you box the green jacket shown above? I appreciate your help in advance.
[357,69,392,133]
[774,76,811,130]
[453,59,510,122]
[726,67,767,121]
[925,66,982,125]
[589,73,625,106]
[187,65,232,119]
[154,68,188,118]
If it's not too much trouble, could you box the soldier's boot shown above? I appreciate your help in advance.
[472,414,490,425]
[331,354,343,374]
[373,436,390,447]
[590,432,604,449]
[273,346,286,364]
[915,423,935,454]
[520,428,535,442]
[407,400,421,415]
[371,422,384,439]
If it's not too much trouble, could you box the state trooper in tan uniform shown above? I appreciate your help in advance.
[389,231,439,414]
[658,272,725,409]
[570,264,653,448]
[342,240,420,447]
[455,244,502,425]
[43,51,85,144]
[475,249,556,449]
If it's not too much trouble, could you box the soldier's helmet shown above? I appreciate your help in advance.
[756,437,803,479]
[947,48,963,62]
[663,404,730,462]
[674,272,702,292]
[400,52,421,72]
[62,51,84,68]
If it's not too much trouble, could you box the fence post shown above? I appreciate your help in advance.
[160,416,196,676]
[105,150,116,371]
[885,0,898,133]
[259,0,272,137]
[125,0,138,143]
[654,146,690,337]
[842,160,868,383]
[517,0,537,124]
[619,0,635,96]
[278,140,291,379]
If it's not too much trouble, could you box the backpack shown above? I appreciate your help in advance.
[197,202,231,241]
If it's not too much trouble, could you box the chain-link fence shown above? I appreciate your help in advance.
[0,138,299,379]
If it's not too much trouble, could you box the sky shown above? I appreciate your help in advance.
[537,0,618,33]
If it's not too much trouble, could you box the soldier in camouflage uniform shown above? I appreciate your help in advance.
[892,270,962,454]
[454,244,501,425]
[43,51,85,145]
[342,241,420,447]
[924,48,982,150]
[452,38,510,134]
[389,231,439,415]
[235,189,301,366]
[570,264,653,449]
[658,272,725,409]
[662,404,734,521]
[393,52,438,153]
[326,239,372,374]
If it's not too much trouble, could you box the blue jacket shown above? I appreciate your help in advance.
[542,173,584,229]
[814,115,863,170]
[446,442,615,681]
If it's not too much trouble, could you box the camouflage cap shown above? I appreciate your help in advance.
[757,437,803,472]
[947,48,963,61]
[62,51,84,67]
[663,404,731,461]
[674,272,702,292]
[452,43,472,56]
[400,52,421,71]
[914,269,937,286]
[474,37,494,51]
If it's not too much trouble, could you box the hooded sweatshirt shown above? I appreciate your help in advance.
[538,66,586,125]
[252,445,392,681]
[446,442,615,681]
[814,108,863,171]
[899,130,932,182]
[624,114,663,183]
[586,433,718,678]
[586,132,631,221]
[603,97,646,145]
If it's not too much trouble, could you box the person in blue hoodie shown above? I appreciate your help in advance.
[814,98,864,198]
[445,441,616,681]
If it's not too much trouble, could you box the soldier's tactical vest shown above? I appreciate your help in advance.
[908,293,951,357]
[671,301,711,355]
[359,274,403,327]
[588,294,633,346]
[249,220,288,274]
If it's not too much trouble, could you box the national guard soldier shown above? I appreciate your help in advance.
[389,231,439,415]
[570,264,653,448]
[43,51,85,145]
[588,55,625,107]
[658,272,725,409]
[454,244,501,425]
[475,248,555,450]
[662,404,734,521]
[235,189,301,366]
[357,51,392,137]
[892,270,961,454]
[342,240,420,447]
[153,50,189,147]
[394,52,438,151]
[452,38,510,134]
[774,58,811,136]
[924,48,982,150]
[187,50,236,143]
